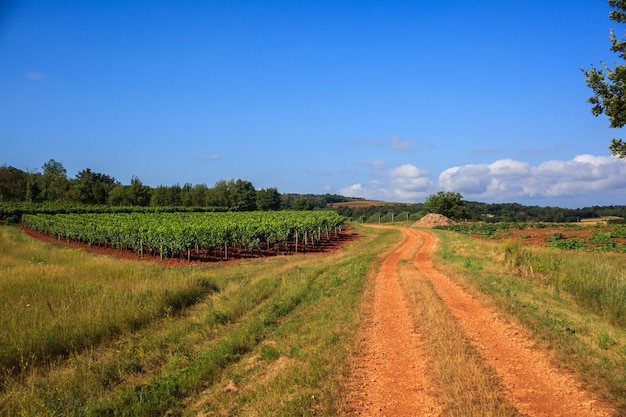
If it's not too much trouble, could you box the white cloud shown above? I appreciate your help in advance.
[390,164,425,178]
[438,154,626,201]
[338,182,379,200]
[338,154,626,205]
[339,163,432,202]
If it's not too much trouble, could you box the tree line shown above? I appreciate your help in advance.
[334,192,626,223]
[0,159,352,211]
[2,160,624,222]
[0,159,279,210]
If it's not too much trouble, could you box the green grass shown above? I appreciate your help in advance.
[0,223,397,416]
[0,227,219,374]
[432,230,626,414]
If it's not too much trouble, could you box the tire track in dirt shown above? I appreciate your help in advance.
[412,228,615,417]
[343,226,615,416]
[342,228,442,416]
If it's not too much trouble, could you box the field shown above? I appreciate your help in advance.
[1,214,625,415]
[437,221,626,252]
[20,211,347,261]
[1,218,395,416]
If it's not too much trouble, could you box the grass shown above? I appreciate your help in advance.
[4,221,624,415]
[0,223,397,416]
[0,227,219,374]
[431,229,626,414]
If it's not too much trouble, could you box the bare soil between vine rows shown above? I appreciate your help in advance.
[19,226,359,266]
[342,226,615,416]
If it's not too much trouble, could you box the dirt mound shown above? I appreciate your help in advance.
[413,213,454,227]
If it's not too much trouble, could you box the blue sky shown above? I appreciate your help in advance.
[2,0,626,208]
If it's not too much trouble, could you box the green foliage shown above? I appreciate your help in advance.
[292,198,312,210]
[21,211,347,259]
[256,187,281,211]
[438,222,626,253]
[41,159,69,202]
[584,0,626,156]
[0,165,28,201]
[423,191,469,220]
[334,203,423,222]
[234,179,257,211]
[67,168,118,205]
[546,233,586,250]
[280,193,350,210]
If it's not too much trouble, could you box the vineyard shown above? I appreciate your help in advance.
[21,211,347,261]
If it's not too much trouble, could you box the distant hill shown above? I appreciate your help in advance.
[330,200,405,208]
[328,198,626,224]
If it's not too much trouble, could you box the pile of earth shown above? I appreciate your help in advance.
[413,213,455,227]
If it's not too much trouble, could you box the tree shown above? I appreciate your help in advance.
[0,165,28,201]
[180,183,194,206]
[256,187,281,211]
[234,179,257,211]
[584,0,626,157]
[206,179,236,208]
[41,159,69,201]
[422,191,469,220]
[128,176,152,206]
[150,185,181,206]
[67,168,117,204]
[292,197,312,211]
[107,176,151,206]
[26,172,42,203]
[190,183,209,206]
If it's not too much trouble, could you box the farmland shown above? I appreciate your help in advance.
[21,211,347,261]
[436,221,626,252]
[1,215,625,415]
[0,219,392,416]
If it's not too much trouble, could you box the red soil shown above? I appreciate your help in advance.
[470,225,626,249]
[342,226,615,416]
[18,226,358,267]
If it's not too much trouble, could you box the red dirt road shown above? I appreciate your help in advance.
[342,228,442,416]
[343,227,615,416]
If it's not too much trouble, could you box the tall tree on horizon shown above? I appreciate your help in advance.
[41,159,69,201]
[584,0,626,158]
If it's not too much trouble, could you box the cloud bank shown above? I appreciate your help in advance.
[339,163,432,201]
[439,154,626,200]
[338,154,626,206]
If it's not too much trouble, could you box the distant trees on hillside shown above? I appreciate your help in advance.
[3,160,626,220]
[0,160,280,211]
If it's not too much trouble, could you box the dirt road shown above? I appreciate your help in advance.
[342,227,614,416]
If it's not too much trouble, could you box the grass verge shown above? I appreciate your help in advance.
[0,223,397,416]
[431,229,626,414]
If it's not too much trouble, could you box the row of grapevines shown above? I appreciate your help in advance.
[0,202,229,219]
[434,222,552,236]
[22,211,346,259]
